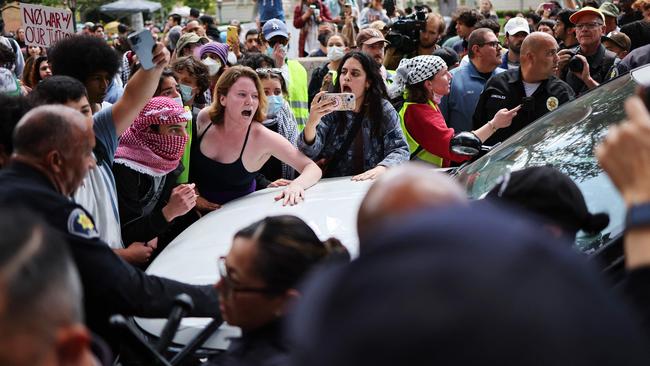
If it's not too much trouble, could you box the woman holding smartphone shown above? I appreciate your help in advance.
[299,51,409,180]
[191,66,321,211]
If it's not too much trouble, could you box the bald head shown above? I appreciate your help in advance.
[13,105,95,196]
[13,105,90,159]
[357,163,467,248]
[520,31,556,57]
[520,32,560,82]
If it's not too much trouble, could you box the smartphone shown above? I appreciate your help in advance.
[226,26,238,47]
[128,29,155,70]
[322,93,356,111]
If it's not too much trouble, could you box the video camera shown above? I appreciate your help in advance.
[385,5,427,54]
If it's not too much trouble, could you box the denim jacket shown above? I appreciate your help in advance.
[298,99,409,177]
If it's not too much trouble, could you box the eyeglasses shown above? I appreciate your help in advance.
[256,68,283,75]
[575,22,603,30]
[217,256,279,297]
[479,41,501,48]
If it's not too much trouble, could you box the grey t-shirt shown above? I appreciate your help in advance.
[73,106,123,248]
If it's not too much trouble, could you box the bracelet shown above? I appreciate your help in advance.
[487,121,497,132]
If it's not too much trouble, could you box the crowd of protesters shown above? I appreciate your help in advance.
[1,0,650,364]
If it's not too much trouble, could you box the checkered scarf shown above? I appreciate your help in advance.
[388,55,447,99]
[114,97,190,176]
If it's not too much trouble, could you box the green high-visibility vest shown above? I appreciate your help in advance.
[287,60,309,132]
[398,100,444,167]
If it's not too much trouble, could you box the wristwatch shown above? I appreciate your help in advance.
[625,203,650,230]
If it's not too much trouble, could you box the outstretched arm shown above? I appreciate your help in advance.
[112,42,171,135]
[266,129,322,205]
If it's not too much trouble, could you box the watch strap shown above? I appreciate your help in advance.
[626,203,650,230]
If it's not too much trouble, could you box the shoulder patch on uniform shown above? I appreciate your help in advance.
[67,208,99,239]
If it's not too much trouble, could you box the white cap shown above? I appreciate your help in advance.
[504,16,530,36]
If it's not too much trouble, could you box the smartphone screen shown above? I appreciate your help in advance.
[226,26,238,47]
[128,29,155,70]
[322,93,356,111]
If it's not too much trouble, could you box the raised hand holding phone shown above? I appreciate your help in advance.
[128,29,156,70]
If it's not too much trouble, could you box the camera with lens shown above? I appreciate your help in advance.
[385,5,427,54]
[568,52,584,73]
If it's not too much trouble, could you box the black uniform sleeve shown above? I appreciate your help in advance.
[62,204,219,340]
[113,164,171,244]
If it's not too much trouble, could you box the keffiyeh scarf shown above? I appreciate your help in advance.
[114,97,190,176]
[388,55,446,99]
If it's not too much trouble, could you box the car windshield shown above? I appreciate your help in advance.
[454,72,639,254]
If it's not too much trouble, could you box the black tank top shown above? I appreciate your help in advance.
[190,121,257,204]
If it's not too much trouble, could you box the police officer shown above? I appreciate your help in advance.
[0,105,220,349]
[473,32,575,145]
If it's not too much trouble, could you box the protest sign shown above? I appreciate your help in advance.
[20,3,74,48]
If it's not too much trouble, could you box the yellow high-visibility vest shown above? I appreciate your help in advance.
[398,100,444,167]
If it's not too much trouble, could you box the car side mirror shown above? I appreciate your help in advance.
[450,131,482,157]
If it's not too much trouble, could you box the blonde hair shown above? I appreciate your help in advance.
[632,0,650,10]
[208,65,267,125]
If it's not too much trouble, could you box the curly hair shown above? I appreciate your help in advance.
[333,51,388,138]
[170,56,210,95]
[239,52,276,69]
[48,35,120,82]
[632,0,650,10]
[456,8,485,27]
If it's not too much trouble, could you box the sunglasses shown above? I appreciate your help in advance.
[256,68,283,75]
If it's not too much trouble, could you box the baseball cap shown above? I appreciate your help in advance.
[175,33,209,55]
[503,16,530,36]
[356,28,390,46]
[486,166,609,237]
[599,2,621,18]
[602,31,631,51]
[569,6,606,24]
[262,19,289,40]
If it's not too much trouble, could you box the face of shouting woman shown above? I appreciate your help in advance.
[220,77,260,124]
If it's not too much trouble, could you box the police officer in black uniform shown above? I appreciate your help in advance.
[0,105,220,349]
[473,32,575,145]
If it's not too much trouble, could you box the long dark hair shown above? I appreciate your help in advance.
[234,215,348,294]
[333,51,388,137]
[406,79,431,104]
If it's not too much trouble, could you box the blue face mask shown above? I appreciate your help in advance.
[266,95,284,117]
[179,83,194,103]
[266,44,288,58]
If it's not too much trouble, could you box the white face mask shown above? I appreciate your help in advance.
[172,96,184,107]
[327,46,346,61]
[227,51,238,66]
[202,57,222,76]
